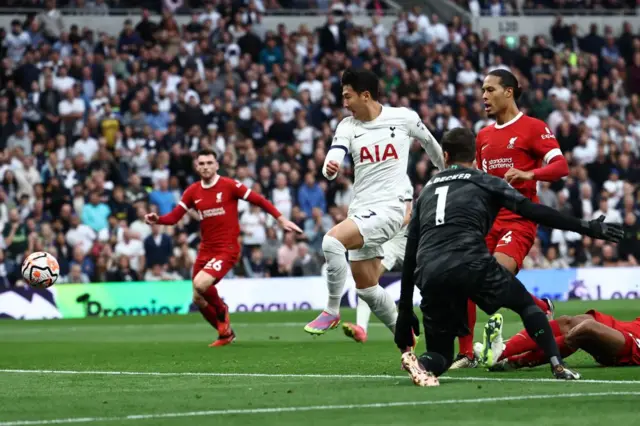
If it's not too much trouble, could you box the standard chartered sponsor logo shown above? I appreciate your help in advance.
[487,157,513,170]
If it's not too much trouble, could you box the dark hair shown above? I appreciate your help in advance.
[197,149,218,159]
[442,128,476,164]
[487,69,522,100]
[341,68,380,101]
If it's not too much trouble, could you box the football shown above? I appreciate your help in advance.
[21,252,60,288]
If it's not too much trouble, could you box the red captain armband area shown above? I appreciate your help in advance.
[157,204,188,225]
[245,190,282,219]
[531,152,569,182]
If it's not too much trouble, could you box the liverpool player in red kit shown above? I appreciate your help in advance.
[480,311,640,369]
[145,150,302,347]
[452,70,570,368]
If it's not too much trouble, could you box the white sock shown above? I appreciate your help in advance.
[356,297,372,332]
[322,235,348,316]
[357,285,398,333]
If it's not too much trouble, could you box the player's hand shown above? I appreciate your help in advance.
[325,160,340,178]
[504,168,534,184]
[277,216,303,234]
[144,213,159,225]
[394,308,420,350]
[586,215,625,243]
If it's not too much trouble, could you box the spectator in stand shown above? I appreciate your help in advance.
[298,172,326,217]
[81,192,111,233]
[143,224,172,268]
[63,263,90,284]
[291,242,321,276]
[0,6,639,283]
[149,179,176,216]
[277,231,298,276]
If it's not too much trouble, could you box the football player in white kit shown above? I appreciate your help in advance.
[304,68,444,347]
[341,179,414,343]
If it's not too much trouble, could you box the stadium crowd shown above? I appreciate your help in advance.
[463,0,638,16]
[0,2,639,287]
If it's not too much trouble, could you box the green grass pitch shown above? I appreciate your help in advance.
[1,299,640,425]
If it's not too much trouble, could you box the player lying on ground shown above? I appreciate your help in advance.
[145,149,302,347]
[453,69,570,369]
[342,180,413,343]
[476,310,640,370]
[394,128,623,386]
[304,68,444,350]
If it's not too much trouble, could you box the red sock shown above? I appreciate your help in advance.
[507,336,577,367]
[500,331,537,360]
[198,304,218,330]
[531,294,550,312]
[500,320,563,360]
[202,285,226,314]
[458,300,476,357]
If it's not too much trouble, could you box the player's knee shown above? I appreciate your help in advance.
[566,318,598,345]
[494,252,519,274]
[556,316,574,334]
[322,234,346,256]
[192,272,215,294]
[560,314,591,331]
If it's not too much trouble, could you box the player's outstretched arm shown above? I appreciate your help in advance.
[497,183,624,243]
[407,111,445,171]
[147,205,187,226]
[244,189,303,234]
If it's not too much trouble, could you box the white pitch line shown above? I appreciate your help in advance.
[0,392,637,426]
[1,369,639,385]
[0,322,387,334]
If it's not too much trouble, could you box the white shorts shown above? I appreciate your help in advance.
[381,226,407,271]
[348,205,404,262]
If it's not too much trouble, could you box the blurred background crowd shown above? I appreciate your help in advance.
[0,0,639,287]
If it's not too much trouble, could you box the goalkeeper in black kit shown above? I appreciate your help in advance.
[394,128,624,386]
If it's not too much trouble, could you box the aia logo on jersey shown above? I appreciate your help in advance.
[216,192,223,203]
[360,144,398,163]
[541,127,555,140]
[507,137,517,149]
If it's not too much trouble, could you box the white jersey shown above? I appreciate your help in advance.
[323,106,443,210]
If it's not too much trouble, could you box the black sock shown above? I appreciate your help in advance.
[519,305,563,367]
[417,352,450,377]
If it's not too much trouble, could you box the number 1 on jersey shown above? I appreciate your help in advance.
[435,186,449,226]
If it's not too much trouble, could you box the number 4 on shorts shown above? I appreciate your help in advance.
[500,230,513,245]
[205,258,223,271]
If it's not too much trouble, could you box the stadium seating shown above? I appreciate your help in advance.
[0,2,638,288]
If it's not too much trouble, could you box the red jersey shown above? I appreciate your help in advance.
[476,112,564,221]
[179,176,251,255]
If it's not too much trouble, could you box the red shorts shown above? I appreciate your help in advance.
[192,252,239,282]
[586,310,640,366]
[485,218,537,270]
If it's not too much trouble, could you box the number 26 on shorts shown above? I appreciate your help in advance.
[205,257,224,271]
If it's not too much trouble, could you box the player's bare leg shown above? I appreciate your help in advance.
[193,272,235,347]
[499,317,625,369]
[343,262,387,344]
[564,317,628,365]
[305,219,363,335]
